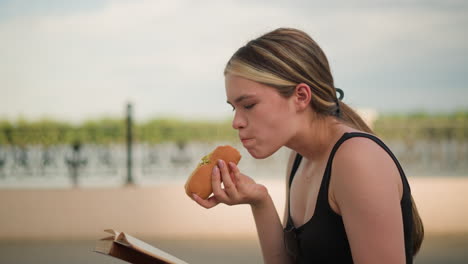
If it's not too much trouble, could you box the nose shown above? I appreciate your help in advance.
[232,110,247,130]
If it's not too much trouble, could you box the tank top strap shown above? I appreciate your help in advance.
[316,132,411,214]
[287,153,303,227]
[289,153,303,188]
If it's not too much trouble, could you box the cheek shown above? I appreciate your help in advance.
[260,106,293,137]
[250,112,292,157]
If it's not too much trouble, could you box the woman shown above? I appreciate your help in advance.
[192,28,424,264]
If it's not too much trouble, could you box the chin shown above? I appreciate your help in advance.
[246,145,279,159]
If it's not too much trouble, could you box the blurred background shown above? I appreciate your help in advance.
[1,0,467,263]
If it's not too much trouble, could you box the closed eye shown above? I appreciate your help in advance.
[244,103,256,109]
[228,103,256,111]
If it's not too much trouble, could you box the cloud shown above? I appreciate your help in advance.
[0,0,467,122]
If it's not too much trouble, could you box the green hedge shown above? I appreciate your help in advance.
[374,111,468,141]
[0,118,237,145]
[0,111,466,145]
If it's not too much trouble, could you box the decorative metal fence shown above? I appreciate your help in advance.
[0,140,292,187]
[0,138,466,188]
[375,122,468,176]
[0,108,467,187]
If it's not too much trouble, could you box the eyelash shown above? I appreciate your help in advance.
[231,103,256,111]
[244,103,256,109]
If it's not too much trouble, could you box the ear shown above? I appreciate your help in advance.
[293,83,312,111]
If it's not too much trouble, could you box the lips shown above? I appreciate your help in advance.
[240,137,254,145]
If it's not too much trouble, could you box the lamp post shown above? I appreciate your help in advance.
[126,103,134,185]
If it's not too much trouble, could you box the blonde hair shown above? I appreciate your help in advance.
[224,27,423,255]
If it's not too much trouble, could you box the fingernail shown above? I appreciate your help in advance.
[212,165,219,174]
[192,193,198,200]
[217,159,224,169]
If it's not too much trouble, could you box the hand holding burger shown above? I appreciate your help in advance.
[185,145,268,209]
[185,145,242,200]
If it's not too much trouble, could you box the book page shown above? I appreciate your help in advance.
[104,229,121,237]
[95,239,114,253]
[115,232,189,264]
[99,229,121,241]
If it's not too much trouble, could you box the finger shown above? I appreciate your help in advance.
[211,165,229,202]
[228,161,242,182]
[192,193,219,209]
[229,171,237,184]
[218,159,237,196]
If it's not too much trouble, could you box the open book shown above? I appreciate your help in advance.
[94,229,189,264]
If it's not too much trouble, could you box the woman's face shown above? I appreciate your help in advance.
[225,74,297,159]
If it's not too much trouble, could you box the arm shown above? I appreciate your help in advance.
[331,138,406,264]
[251,190,292,264]
[254,149,296,263]
[192,159,292,264]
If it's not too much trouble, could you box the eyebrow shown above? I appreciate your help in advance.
[227,94,256,105]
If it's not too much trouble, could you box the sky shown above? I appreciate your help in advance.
[1,0,467,123]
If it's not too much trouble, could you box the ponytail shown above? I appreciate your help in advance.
[339,101,373,133]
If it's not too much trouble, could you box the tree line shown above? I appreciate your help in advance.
[0,111,467,146]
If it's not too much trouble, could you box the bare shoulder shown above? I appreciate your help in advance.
[333,135,400,179]
[330,135,403,209]
[328,135,407,263]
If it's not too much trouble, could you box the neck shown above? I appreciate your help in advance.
[286,114,348,161]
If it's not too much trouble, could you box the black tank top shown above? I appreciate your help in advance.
[283,132,413,263]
